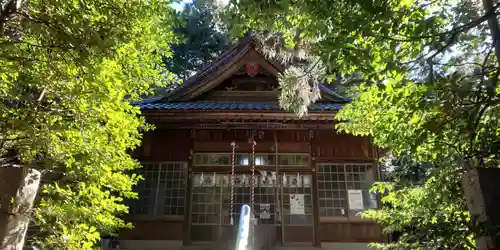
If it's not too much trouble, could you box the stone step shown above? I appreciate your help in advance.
[180,243,232,250]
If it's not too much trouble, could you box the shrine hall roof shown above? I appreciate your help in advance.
[137,102,344,111]
[138,33,350,113]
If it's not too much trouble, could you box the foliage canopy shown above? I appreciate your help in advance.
[164,0,229,82]
[0,0,177,248]
[224,0,500,248]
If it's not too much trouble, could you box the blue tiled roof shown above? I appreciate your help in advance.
[162,33,350,103]
[138,102,343,111]
[319,85,352,102]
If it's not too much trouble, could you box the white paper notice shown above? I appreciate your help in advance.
[260,204,271,219]
[290,194,305,214]
[348,190,364,210]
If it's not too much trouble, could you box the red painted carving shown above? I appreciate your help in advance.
[245,63,259,77]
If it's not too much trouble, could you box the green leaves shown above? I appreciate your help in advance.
[223,0,445,114]
[364,173,474,250]
[334,61,500,249]
[1,0,177,248]
[162,0,229,86]
[223,1,500,248]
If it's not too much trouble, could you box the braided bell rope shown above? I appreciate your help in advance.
[251,140,256,247]
[251,140,256,221]
[230,141,236,225]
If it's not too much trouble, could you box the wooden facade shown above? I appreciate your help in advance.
[121,35,385,249]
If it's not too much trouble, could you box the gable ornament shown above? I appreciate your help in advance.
[245,62,259,77]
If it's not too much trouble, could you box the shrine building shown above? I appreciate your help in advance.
[118,34,385,250]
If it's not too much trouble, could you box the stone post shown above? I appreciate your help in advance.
[0,167,41,250]
[462,167,500,250]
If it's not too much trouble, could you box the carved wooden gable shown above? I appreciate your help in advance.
[217,67,278,92]
[163,34,349,104]
[197,64,280,102]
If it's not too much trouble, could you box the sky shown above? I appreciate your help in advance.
[171,0,193,11]
[171,0,230,11]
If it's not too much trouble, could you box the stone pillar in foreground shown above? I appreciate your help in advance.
[462,167,500,250]
[0,167,41,250]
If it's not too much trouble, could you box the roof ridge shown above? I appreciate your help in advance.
[162,34,258,100]
[155,32,350,104]
[134,96,163,105]
[137,102,345,112]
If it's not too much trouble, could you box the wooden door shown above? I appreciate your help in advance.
[277,173,314,245]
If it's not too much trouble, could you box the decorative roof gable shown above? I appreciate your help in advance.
[164,34,284,102]
[142,34,350,111]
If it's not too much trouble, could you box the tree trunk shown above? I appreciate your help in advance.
[0,166,41,250]
[462,168,500,250]
[482,0,500,90]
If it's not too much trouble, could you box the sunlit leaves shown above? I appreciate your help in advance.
[0,0,177,248]
[334,70,499,249]
[225,0,500,249]
[223,0,447,114]
[364,175,474,250]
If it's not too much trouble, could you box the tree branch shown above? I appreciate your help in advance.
[37,89,46,102]
[482,0,500,72]
[403,33,457,66]
[0,0,22,33]
[380,2,500,42]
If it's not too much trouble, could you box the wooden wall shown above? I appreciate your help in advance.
[192,129,310,153]
[311,130,382,244]
[133,129,374,161]
[120,220,183,240]
[124,128,385,244]
[135,129,191,161]
[313,131,373,161]
[319,222,383,242]
[124,129,190,241]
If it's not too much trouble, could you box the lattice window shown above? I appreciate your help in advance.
[193,153,308,167]
[254,186,277,225]
[191,182,224,225]
[193,153,248,166]
[317,163,377,218]
[190,153,310,227]
[281,174,313,225]
[254,153,276,166]
[190,174,279,226]
[129,162,187,216]
[278,154,309,166]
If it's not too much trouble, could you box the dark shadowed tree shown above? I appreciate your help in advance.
[164,0,229,81]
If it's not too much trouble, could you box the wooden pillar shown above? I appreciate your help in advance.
[371,139,387,243]
[182,129,195,245]
[462,167,500,250]
[309,130,321,247]
[143,131,152,158]
[274,130,285,246]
